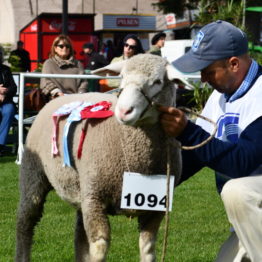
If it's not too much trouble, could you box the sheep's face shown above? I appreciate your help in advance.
[92,54,193,127]
[115,54,172,126]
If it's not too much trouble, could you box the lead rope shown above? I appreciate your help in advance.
[120,133,131,173]
[160,141,171,262]
[160,107,217,262]
[178,106,218,150]
[119,127,133,222]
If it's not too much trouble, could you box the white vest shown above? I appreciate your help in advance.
[196,76,262,183]
[197,76,262,143]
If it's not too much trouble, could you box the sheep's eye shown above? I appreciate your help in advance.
[153,79,162,85]
[116,88,123,98]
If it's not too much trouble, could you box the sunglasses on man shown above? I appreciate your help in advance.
[124,43,137,50]
[56,44,70,49]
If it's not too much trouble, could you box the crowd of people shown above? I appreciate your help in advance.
[38,32,165,94]
[6,32,167,94]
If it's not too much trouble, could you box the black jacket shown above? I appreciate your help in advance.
[85,51,109,71]
[9,49,31,72]
[0,64,17,104]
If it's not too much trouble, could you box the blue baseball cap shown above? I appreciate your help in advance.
[172,20,248,73]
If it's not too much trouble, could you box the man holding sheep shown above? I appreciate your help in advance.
[159,20,262,262]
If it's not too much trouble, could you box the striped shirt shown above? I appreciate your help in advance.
[225,59,259,102]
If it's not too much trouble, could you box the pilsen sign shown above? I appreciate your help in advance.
[116,18,139,27]
[95,14,155,31]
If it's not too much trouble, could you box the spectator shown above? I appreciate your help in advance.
[148,32,166,56]
[9,40,31,72]
[82,42,108,71]
[107,34,145,89]
[159,20,262,262]
[40,35,88,99]
[0,47,17,156]
[82,42,109,91]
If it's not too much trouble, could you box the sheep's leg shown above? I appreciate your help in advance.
[15,165,51,262]
[138,212,164,262]
[81,199,110,262]
[75,210,90,262]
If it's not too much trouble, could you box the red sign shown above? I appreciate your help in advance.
[165,14,176,25]
[41,18,93,33]
[116,18,139,27]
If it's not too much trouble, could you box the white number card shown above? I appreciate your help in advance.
[121,172,175,212]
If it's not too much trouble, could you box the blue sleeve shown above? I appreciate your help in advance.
[177,117,262,183]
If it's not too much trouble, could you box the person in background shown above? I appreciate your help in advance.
[82,42,109,92]
[148,32,166,56]
[9,40,31,72]
[82,42,109,71]
[107,34,145,89]
[0,47,17,156]
[159,20,262,262]
[40,35,88,99]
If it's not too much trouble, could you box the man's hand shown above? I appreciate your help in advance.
[158,106,188,137]
[0,84,7,95]
[0,94,5,103]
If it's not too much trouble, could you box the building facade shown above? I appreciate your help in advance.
[0,0,166,45]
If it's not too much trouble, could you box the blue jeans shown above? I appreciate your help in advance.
[0,102,16,145]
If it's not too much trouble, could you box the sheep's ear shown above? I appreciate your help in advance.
[91,60,127,76]
[165,64,195,90]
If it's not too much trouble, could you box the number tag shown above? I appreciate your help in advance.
[121,172,175,212]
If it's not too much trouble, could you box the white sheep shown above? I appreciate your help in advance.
[16,54,182,262]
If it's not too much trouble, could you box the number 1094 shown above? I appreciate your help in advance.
[124,193,167,208]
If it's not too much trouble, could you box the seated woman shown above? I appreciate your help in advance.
[107,34,145,89]
[0,49,17,156]
[40,35,88,99]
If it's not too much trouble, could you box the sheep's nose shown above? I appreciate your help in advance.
[118,107,134,119]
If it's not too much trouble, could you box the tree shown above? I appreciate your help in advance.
[153,0,261,26]
[153,0,199,17]
[194,0,244,28]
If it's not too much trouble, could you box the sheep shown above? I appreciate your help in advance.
[16,54,182,262]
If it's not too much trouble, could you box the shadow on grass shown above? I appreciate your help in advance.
[0,155,17,164]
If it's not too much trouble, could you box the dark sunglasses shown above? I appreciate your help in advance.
[56,44,70,49]
[124,43,137,50]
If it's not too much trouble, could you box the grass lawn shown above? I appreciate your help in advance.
[0,155,230,262]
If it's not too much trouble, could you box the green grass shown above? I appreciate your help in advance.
[0,156,230,261]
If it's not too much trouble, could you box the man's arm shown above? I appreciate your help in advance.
[159,106,262,179]
[1,66,17,101]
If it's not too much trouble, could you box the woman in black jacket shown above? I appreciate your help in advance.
[0,50,17,156]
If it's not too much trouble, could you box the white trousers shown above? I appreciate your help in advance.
[215,175,262,262]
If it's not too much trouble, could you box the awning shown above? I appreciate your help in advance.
[246,7,262,12]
